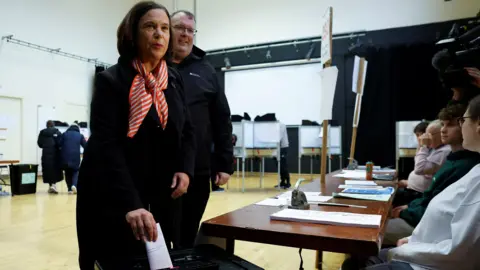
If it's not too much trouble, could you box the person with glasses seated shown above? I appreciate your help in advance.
[393,121,450,207]
[384,103,480,246]
[342,95,480,270]
[169,10,233,249]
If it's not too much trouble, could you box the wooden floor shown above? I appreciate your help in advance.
[0,173,345,270]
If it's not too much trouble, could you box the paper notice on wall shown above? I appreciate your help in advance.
[319,66,338,121]
[0,115,13,129]
[0,128,6,140]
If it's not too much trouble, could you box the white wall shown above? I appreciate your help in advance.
[0,0,137,164]
[225,63,323,125]
[193,0,480,50]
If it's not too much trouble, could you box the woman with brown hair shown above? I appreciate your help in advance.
[76,2,195,269]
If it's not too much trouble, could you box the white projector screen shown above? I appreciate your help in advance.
[225,63,323,125]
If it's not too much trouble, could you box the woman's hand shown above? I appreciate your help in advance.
[171,172,189,199]
[419,133,432,148]
[391,205,408,218]
[397,237,409,247]
[125,208,158,242]
[466,67,480,88]
[215,172,230,186]
[397,180,409,188]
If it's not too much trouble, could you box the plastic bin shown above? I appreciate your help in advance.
[9,164,38,195]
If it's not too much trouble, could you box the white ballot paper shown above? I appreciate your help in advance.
[145,223,173,270]
[333,170,367,179]
[255,198,289,207]
[344,180,378,186]
[271,209,381,228]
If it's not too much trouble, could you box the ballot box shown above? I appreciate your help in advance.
[9,164,38,195]
[95,244,263,270]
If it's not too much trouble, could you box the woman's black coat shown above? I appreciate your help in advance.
[37,127,63,184]
[76,58,196,267]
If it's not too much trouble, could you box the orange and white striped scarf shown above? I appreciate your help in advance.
[127,59,169,138]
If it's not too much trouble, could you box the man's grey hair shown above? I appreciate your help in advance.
[428,120,442,130]
[171,10,196,21]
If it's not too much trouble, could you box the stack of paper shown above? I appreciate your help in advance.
[338,185,383,189]
[333,170,367,179]
[345,180,377,186]
[342,186,394,195]
[270,209,382,228]
[333,193,391,202]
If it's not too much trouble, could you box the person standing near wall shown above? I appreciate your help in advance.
[37,120,63,194]
[170,10,233,248]
[274,122,291,189]
[60,123,86,194]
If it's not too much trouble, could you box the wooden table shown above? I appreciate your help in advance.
[0,160,20,185]
[200,172,395,261]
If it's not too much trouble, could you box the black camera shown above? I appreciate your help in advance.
[432,18,480,103]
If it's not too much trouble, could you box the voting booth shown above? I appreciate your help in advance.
[298,125,342,177]
[396,121,422,177]
[232,120,281,192]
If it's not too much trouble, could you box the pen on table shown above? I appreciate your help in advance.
[317,202,367,208]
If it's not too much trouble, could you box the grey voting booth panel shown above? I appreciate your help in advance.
[396,121,422,175]
[298,125,343,177]
[232,121,281,192]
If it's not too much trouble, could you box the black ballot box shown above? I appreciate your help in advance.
[9,164,38,195]
[95,244,263,270]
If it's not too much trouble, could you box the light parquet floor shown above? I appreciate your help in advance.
[0,172,345,270]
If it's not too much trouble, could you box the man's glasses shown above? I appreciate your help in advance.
[173,25,197,35]
[457,116,474,126]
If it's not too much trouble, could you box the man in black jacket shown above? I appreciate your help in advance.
[170,10,233,248]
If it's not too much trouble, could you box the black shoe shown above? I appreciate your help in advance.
[284,183,291,189]
[274,182,287,188]
[212,187,225,192]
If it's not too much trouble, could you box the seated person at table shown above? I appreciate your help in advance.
[342,95,480,270]
[384,104,480,246]
[393,121,450,207]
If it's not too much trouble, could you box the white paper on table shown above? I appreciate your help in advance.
[145,223,173,270]
[319,66,338,121]
[271,209,382,228]
[338,185,383,189]
[344,180,378,186]
[333,170,367,179]
[255,198,288,207]
[307,195,333,203]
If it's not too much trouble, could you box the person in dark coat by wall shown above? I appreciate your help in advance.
[60,124,86,194]
[37,120,63,194]
[76,2,195,269]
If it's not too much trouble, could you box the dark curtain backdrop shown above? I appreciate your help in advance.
[353,44,450,167]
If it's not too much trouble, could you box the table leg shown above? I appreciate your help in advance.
[261,157,265,188]
[226,238,235,255]
[315,251,323,269]
[310,156,313,180]
[236,157,239,178]
[298,156,301,176]
[242,159,245,193]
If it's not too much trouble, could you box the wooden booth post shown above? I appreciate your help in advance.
[349,56,368,163]
[316,6,333,270]
[319,6,333,185]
